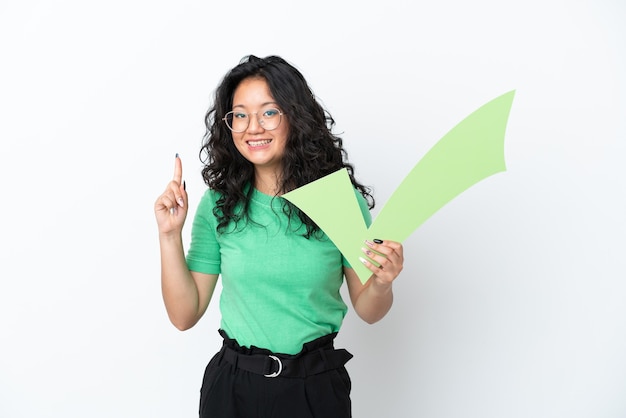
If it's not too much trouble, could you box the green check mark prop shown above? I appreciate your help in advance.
[283,90,516,284]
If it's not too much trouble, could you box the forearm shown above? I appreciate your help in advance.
[159,233,202,330]
[353,279,394,324]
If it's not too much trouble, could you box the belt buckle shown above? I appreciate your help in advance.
[264,355,283,378]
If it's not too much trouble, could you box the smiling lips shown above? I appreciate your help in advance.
[247,139,272,147]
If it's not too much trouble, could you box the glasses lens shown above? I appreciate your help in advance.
[259,108,281,130]
[224,111,247,132]
[224,108,282,132]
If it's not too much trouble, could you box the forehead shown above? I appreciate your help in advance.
[232,77,275,108]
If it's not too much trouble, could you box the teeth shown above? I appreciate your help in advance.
[248,139,272,147]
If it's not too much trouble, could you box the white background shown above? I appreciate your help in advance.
[1,1,624,417]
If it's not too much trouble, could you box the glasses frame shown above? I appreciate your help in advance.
[222,108,284,133]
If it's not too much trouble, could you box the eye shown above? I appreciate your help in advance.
[263,108,280,118]
[233,112,248,119]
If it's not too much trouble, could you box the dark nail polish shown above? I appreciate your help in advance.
[373,239,383,244]
[183,180,186,191]
[175,153,179,158]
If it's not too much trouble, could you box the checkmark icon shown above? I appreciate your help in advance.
[283,90,516,283]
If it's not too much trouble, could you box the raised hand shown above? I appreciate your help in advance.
[154,154,188,235]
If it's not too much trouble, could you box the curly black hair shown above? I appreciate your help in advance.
[199,55,374,238]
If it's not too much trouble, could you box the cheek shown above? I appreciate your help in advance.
[231,135,246,154]
[277,126,290,148]
[277,136,289,153]
[231,133,244,146]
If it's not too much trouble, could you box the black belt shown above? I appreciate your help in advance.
[220,344,353,378]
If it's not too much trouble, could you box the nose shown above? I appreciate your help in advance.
[246,112,265,133]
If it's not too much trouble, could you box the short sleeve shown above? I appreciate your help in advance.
[186,189,222,274]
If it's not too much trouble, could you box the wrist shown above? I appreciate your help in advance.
[370,278,393,296]
[159,230,183,244]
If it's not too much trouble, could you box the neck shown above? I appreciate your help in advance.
[254,170,281,196]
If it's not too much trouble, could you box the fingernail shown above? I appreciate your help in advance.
[177,197,184,207]
[373,239,383,244]
[183,180,186,191]
[361,247,372,256]
[365,240,374,248]
[359,257,368,265]
[175,153,179,158]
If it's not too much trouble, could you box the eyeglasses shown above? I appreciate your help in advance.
[222,107,284,133]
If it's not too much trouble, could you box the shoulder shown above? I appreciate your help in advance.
[198,188,222,205]
[193,188,223,219]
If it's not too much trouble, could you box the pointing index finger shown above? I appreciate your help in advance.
[173,153,183,184]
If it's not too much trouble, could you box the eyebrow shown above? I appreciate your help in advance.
[232,101,278,109]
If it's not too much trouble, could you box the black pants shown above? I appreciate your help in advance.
[199,330,353,418]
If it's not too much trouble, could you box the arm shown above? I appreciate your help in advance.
[345,239,404,324]
[159,232,218,330]
[155,155,218,330]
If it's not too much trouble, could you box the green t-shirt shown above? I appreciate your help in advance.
[186,187,371,354]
